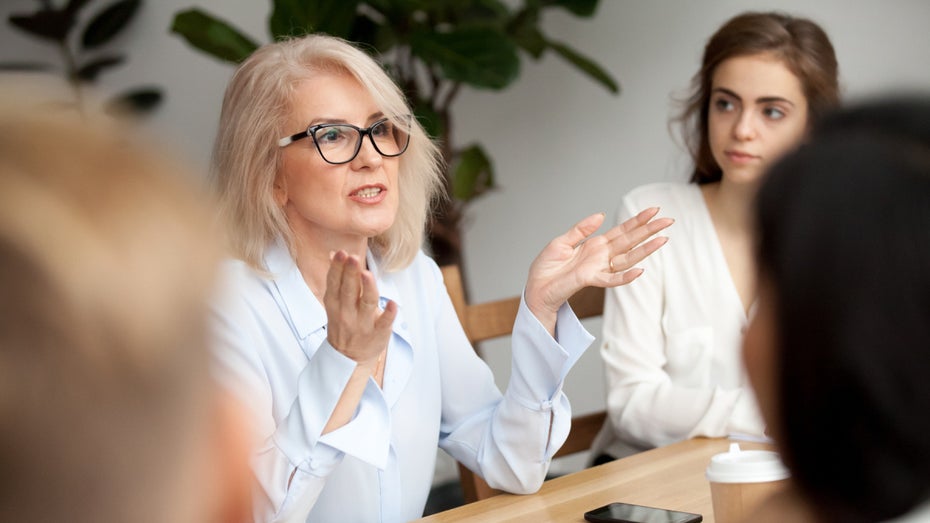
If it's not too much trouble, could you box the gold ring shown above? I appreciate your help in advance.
[608,259,615,272]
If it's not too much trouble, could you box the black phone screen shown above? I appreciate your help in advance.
[583,502,703,523]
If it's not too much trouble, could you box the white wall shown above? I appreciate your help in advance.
[4,0,929,480]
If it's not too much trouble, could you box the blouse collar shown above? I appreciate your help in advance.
[263,238,405,341]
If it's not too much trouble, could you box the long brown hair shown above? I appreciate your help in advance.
[677,11,840,184]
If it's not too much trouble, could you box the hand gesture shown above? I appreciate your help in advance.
[524,208,673,332]
[323,250,397,367]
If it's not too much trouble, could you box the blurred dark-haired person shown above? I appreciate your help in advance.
[745,96,930,523]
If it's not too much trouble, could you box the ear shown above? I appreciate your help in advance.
[272,175,288,207]
[207,391,254,523]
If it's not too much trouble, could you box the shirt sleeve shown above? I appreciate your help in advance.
[435,264,594,494]
[599,193,765,451]
[211,268,391,523]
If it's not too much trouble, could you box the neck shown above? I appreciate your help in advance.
[292,233,370,301]
[701,178,758,234]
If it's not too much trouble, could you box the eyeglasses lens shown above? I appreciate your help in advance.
[312,120,409,164]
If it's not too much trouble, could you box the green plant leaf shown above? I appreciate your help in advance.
[547,39,619,94]
[82,0,141,49]
[270,0,360,39]
[410,27,519,90]
[171,9,259,64]
[412,101,443,140]
[0,61,53,72]
[507,6,545,58]
[452,144,495,201]
[547,0,599,17]
[105,87,163,116]
[445,0,511,25]
[65,0,94,15]
[65,0,90,13]
[8,8,76,43]
[347,11,396,52]
[75,54,125,81]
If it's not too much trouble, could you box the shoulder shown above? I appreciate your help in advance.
[618,182,701,220]
[219,258,269,291]
[214,258,275,312]
[623,182,697,206]
[381,250,444,294]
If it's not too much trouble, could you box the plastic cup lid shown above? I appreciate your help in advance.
[705,443,790,483]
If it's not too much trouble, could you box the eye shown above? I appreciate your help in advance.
[371,120,393,138]
[314,126,348,145]
[763,106,787,121]
[713,97,735,112]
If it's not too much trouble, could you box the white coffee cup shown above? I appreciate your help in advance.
[705,443,790,523]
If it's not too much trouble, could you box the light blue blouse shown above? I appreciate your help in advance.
[211,240,593,522]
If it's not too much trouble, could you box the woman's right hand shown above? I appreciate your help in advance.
[323,250,397,368]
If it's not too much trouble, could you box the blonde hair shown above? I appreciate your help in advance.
[212,34,444,272]
[0,88,223,523]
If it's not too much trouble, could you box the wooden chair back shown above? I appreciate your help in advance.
[440,264,608,503]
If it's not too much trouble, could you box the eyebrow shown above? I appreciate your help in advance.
[713,87,796,107]
[308,111,386,127]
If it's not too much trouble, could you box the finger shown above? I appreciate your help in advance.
[325,250,349,303]
[374,300,398,330]
[561,212,607,248]
[610,236,669,271]
[340,254,363,304]
[604,207,661,241]
[608,267,645,287]
[359,270,381,309]
[607,216,674,255]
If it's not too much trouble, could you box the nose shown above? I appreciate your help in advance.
[733,110,757,141]
[350,134,383,170]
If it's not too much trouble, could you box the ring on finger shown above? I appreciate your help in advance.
[608,258,615,272]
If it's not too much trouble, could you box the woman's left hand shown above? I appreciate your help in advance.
[524,208,673,334]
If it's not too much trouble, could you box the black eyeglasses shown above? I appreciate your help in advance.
[278,117,411,165]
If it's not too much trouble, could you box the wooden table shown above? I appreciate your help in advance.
[415,437,774,523]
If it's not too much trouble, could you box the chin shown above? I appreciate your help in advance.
[360,220,394,239]
[724,167,765,185]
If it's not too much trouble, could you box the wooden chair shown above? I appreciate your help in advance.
[440,264,608,503]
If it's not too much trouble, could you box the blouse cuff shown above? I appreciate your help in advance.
[275,342,391,474]
[507,292,594,404]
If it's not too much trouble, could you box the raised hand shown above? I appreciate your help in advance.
[323,250,397,368]
[524,208,673,334]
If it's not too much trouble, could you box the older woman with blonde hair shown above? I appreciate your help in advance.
[209,34,672,522]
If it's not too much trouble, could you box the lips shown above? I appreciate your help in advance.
[352,186,382,198]
[349,184,387,203]
[725,150,758,163]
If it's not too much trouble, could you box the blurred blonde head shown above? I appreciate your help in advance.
[0,86,246,523]
[212,34,444,272]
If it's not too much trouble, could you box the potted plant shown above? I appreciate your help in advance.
[2,0,162,116]
[171,0,618,267]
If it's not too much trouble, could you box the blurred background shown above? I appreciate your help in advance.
[3,0,929,487]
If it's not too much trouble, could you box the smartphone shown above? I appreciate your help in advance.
[583,502,702,523]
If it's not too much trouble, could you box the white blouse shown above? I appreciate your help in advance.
[593,182,765,459]
[211,240,593,522]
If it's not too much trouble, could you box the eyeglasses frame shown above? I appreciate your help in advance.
[277,116,411,165]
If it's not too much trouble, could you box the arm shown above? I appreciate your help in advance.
[211,261,392,522]
[435,266,592,493]
[436,209,672,493]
